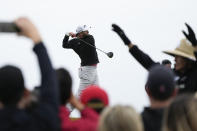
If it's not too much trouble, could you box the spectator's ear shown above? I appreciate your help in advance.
[18,89,31,109]
[0,102,3,109]
[23,89,31,98]
[172,88,178,98]
[145,86,151,97]
[68,93,74,103]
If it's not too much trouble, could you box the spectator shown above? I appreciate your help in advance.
[80,85,109,114]
[98,105,143,131]
[139,65,177,131]
[62,25,99,98]
[56,68,72,106]
[0,17,59,131]
[161,59,172,69]
[112,23,197,94]
[56,68,100,131]
[162,94,197,131]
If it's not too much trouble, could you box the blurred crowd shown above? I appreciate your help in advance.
[0,17,197,131]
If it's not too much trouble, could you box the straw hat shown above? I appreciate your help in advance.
[163,39,197,61]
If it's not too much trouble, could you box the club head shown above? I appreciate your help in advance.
[107,52,113,58]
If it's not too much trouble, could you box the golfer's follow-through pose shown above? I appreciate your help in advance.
[62,25,99,98]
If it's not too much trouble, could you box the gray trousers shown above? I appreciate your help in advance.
[67,66,99,112]
[76,65,99,98]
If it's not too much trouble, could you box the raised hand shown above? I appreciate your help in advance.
[182,23,197,46]
[69,32,76,38]
[15,17,41,44]
[112,24,131,45]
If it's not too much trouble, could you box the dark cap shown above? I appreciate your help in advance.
[146,65,175,101]
[162,59,171,65]
[0,65,25,105]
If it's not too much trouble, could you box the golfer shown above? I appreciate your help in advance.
[62,25,99,98]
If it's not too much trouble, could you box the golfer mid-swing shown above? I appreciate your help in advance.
[62,25,99,98]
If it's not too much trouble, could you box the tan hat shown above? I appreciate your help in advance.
[163,39,197,61]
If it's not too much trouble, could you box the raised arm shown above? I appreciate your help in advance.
[111,24,158,70]
[33,42,58,108]
[15,17,59,109]
[62,32,79,48]
[62,34,71,48]
[128,45,158,70]
[15,17,59,130]
[69,94,98,121]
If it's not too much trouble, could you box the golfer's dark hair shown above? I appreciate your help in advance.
[56,68,72,105]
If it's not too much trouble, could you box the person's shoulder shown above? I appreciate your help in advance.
[88,34,93,37]
[189,66,197,78]
[85,34,94,38]
[187,65,197,73]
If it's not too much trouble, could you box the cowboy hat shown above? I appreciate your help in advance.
[163,39,197,61]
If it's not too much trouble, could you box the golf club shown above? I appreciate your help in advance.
[79,39,113,58]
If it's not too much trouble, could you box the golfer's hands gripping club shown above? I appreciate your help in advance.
[112,24,131,45]
[69,32,76,38]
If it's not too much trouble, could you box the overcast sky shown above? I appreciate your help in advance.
[1,0,197,115]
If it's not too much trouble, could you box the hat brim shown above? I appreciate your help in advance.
[163,50,196,61]
[76,30,88,36]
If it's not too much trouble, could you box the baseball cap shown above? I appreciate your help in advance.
[0,65,25,105]
[76,25,90,34]
[162,59,171,65]
[80,85,109,109]
[146,65,175,101]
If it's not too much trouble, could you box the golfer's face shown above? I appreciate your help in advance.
[77,32,84,38]
[174,56,187,71]
[77,31,89,38]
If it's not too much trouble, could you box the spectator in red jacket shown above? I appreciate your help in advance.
[56,69,103,131]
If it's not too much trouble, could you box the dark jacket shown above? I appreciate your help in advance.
[129,45,197,93]
[141,107,164,131]
[63,34,99,66]
[0,42,60,131]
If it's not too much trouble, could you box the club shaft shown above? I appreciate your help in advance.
[78,39,107,54]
